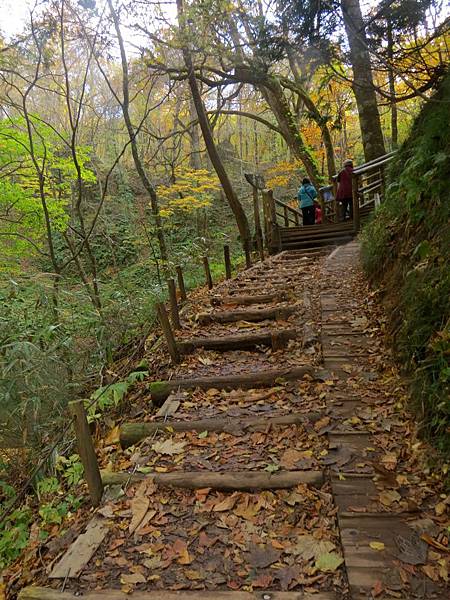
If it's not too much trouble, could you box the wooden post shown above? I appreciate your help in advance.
[223,245,232,280]
[352,173,361,233]
[156,302,180,363]
[203,256,213,289]
[175,266,187,301]
[167,278,181,330]
[69,400,103,507]
[294,210,300,226]
[244,240,252,269]
[252,188,264,261]
[332,176,338,223]
[283,205,289,227]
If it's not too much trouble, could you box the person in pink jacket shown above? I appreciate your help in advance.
[336,159,354,221]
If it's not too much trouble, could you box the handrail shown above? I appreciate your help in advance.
[353,151,396,175]
[274,197,302,217]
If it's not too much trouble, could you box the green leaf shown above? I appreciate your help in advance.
[264,463,280,473]
[198,430,208,438]
[315,551,344,572]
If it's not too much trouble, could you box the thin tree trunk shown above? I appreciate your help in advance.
[286,51,337,179]
[259,77,322,187]
[107,0,168,263]
[341,0,386,161]
[176,0,250,245]
[189,97,202,170]
[387,22,398,149]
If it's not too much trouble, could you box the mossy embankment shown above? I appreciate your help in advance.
[362,71,450,456]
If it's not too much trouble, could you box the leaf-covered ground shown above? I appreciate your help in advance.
[9,248,450,599]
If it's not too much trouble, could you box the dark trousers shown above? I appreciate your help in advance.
[341,198,353,221]
[302,205,315,226]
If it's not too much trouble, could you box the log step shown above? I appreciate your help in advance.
[147,365,315,403]
[120,413,307,447]
[176,329,297,354]
[196,306,296,325]
[101,469,324,489]
[210,292,288,306]
[18,587,337,599]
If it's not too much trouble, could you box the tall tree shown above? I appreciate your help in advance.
[340,0,386,160]
[175,0,251,246]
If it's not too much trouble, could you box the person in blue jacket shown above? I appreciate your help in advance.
[298,178,317,225]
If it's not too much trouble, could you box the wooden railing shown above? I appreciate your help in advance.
[258,151,396,252]
[351,151,395,231]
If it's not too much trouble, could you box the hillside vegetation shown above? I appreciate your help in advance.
[362,71,450,455]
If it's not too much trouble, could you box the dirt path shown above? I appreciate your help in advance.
[18,244,449,600]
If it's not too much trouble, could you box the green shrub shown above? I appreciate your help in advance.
[362,70,450,455]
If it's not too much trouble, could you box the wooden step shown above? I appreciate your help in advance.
[18,587,337,599]
[120,413,307,447]
[147,365,315,403]
[176,329,297,353]
[210,292,288,306]
[196,306,296,325]
[101,469,324,489]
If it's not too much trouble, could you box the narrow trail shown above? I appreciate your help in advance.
[18,244,449,600]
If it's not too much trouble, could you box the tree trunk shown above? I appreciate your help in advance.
[259,77,322,187]
[176,0,251,246]
[107,0,168,263]
[188,97,202,169]
[286,51,337,180]
[341,0,386,161]
[387,22,398,149]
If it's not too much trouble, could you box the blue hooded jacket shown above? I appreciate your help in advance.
[298,183,317,208]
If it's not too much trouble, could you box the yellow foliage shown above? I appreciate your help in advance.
[157,168,220,218]
[266,160,302,190]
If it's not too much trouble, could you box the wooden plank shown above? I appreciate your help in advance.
[49,516,108,579]
[101,469,324,489]
[147,365,315,403]
[176,329,297,354]
[19,587,337,599]
[120,413,308,447]
[210,292,288,306]
[197,306,296,325]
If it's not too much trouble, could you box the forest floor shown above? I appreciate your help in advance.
[14,242,450,600]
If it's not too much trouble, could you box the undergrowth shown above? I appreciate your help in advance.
[361,70,450,456]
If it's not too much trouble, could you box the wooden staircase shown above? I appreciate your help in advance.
[259,152,395,253]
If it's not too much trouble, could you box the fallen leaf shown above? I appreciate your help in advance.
[380,453,397,471]
[369,541,385,551]
[120,572,146,585]
[104,425,120,445]
[129,496,150,534]
[371,580,384,597]
[248,544,281,568]
[212,494,239,512]
[435,502,447,516]
[291,535,335,560]
[379,489,401,506]
[198,430,208,439]
[185,569,203,580]
[315,551,344,572]
[173,538,192,564]
[152,438,186,456]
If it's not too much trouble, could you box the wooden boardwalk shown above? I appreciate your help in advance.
[19,243,449,600]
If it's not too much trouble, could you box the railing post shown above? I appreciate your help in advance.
[283,205,289,227]
[352,173,361,233]
[176,266,187,301]
[69,400,103,507]
[156,302,180,364]
[167,278,181,330]
[203,256,213,289]
[265,189,281,254]
[252,188,264,261]
[223,245,232,279]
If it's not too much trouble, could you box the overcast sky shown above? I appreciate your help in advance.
[1,0,384,40]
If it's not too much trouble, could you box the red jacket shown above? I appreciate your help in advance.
[336,165,353,200]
